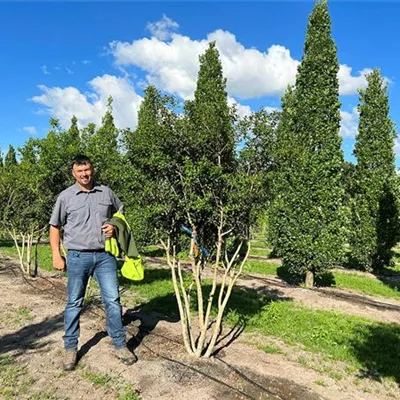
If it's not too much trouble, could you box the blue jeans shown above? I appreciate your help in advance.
[63,250,126,351]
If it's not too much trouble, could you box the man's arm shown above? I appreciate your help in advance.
[49,194,67,271]
[50,225,66,271]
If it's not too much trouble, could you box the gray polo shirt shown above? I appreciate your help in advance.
[49,182,123,251]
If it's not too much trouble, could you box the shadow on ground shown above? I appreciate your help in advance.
[119,267,289,356]
[349,322,400,384]
[0,312,64,357]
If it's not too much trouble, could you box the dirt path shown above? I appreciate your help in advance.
[1,255,399,400]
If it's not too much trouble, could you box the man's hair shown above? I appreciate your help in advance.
[71,154,92,170]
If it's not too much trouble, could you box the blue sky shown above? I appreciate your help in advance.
[0,1,399,166]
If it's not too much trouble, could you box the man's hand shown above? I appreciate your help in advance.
[101,223,115,238]
[53,254,66,271]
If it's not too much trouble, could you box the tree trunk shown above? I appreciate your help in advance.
[305,270,314,288]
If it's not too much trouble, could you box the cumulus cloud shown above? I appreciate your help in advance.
[338,65,372,95]
[228,97,252,119]
[146,15,179,41]
[31,74,143,129]
[110,27,383,100]
[110,29,299,100]
[340,107,359,138]
[22,126,38,135]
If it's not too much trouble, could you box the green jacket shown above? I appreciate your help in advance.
[105,212,143,281]
[106,212,139,258]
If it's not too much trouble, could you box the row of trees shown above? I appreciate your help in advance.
[0,0,398,354]
[267,1,398,286]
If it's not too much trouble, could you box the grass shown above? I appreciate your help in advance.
[249,240,269,249]
[244,260,279,276]
[83,369,141,399]
[14,306,34,324]
[249,247,271,257]
[260,343,284,354]
[84,371,113,387]
[0,355,34,399]
[333,271,400,300]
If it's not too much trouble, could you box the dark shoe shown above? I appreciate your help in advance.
[113,346,137,365]
[63,349,77,371]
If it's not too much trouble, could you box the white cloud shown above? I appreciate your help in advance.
[338,65,372,95]
[146,15,179,41]
[31,74,143,130]
[110,28,383,100]
[22,126,37,135]
[394,136,400,156]
[110,30,299,100]
[340,107,359,138]
[40,65,50,75]
[228,97,252,119]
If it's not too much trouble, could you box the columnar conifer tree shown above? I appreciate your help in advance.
[271,0,345,287]
[269,85,296,257]
[87,96,121,190]
[4,145,17,169]
[350,69,398,270]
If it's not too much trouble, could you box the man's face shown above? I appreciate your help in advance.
[72,162,93,187]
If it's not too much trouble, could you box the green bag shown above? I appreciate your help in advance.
[121,256,144,281]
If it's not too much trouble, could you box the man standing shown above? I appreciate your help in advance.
[49,154,137,371]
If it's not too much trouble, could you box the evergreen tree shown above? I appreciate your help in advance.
[67,115,81,152]
[86,96,121,190]
[180,41,237,249]
[0,147,3,168]
[4,145,17,168]
[185,41,235,171]
[350,69,398,270]
[122,85,179,246]
[271,0,345,287]
[269,85,297,257]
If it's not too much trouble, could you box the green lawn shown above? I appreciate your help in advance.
[333,271,400,300]
[249,247,271,257]
[244,259,400,301]
[244,260,279,276]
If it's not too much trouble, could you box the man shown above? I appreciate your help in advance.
[49,154,137,371]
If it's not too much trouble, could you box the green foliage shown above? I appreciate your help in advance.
[0,147,48,235]
[237,108,280,237]
[124,43,260,256]
[122,85,180,247]
[4,144,17,169]
[86,97,122,190]
[269,0,346,284]
[350,69,398,270]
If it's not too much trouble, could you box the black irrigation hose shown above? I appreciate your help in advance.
[1,263,283,400]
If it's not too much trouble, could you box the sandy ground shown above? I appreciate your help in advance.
[1,254,400,400]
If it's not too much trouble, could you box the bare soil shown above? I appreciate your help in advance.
[1,254,399,400]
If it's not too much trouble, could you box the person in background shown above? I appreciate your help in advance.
[49,154,137,371]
